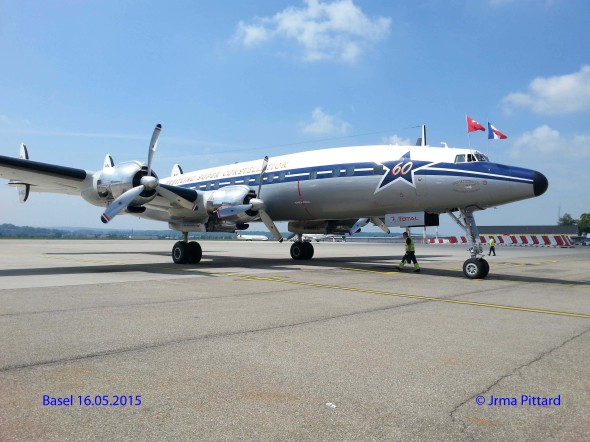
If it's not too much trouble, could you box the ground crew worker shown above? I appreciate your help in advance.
[488,237,496,256]
[396,232,420,272]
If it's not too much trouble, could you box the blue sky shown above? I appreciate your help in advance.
[1,0,589,234]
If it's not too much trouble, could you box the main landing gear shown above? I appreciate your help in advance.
[290,235,314,260]
[447,208,489,279]
[172,232,202,264]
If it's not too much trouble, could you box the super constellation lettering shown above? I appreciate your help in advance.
[167,173,200,186]
[167,161,291,185]
[220,161,289,178]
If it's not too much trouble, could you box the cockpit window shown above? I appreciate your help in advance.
[455,152,489,163]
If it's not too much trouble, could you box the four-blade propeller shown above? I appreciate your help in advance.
[101,124,162,223]
[216,155,283,242]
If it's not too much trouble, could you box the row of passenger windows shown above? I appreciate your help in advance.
[192,165,387,191]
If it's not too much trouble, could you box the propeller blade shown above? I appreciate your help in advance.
[147,124,162,176]
[217,204,253,218]
[101,185,145,223]
[259,210,283,242]
[257,156,269,197]
[243,197,281,241]
[350,218,369,235]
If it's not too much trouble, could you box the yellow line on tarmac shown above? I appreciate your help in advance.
[345,267,399,275]
[237,275,590,319]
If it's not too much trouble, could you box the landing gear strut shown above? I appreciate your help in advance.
[172,232,202,264]
[447,208,489,279]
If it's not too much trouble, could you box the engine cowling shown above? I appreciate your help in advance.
[82,161,158,207]
[205,185,253,213]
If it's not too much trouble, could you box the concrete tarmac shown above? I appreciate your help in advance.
[0,239,589,441]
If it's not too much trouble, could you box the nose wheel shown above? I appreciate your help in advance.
[463,258,489,279]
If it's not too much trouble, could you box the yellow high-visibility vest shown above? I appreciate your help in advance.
[490,238,496,246]
[405,237,415,252]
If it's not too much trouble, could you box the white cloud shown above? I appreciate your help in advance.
[512,125,590,159]
[235,22,271,47]
[233,0,391,63]
[301,107,351,135]
[503,66,590,115]
[382,134,411,145]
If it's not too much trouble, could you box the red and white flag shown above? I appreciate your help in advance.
[466,115,485,132]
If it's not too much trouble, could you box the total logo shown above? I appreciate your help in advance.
[391,216,419,222]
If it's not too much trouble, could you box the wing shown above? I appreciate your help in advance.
[0,155,92,195]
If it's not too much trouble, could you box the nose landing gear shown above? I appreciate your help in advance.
[447,208,489,279]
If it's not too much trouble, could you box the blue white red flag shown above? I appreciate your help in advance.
[488,123,507,139]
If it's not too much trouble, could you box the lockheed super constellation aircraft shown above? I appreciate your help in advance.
[0,124,548,279]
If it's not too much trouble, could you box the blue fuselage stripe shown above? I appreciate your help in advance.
[175,162,533,190]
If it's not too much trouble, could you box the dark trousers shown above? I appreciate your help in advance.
[402,251,418,264]
[488,246,496,256]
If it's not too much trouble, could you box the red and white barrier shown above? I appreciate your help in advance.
[428,235,575,247]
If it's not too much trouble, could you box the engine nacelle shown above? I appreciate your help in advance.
[205,185,253,213]
[82,161,158,207]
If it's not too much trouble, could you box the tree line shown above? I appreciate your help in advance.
[558,213,590,235]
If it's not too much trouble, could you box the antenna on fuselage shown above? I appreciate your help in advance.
[414,124,427,146]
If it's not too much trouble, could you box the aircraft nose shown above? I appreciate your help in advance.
[533,171,548,196]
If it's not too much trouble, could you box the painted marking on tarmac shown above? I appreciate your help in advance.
[343,265,588,288]
[498,260,558,267]
[237,275,590,319]
[345,267,399,275]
